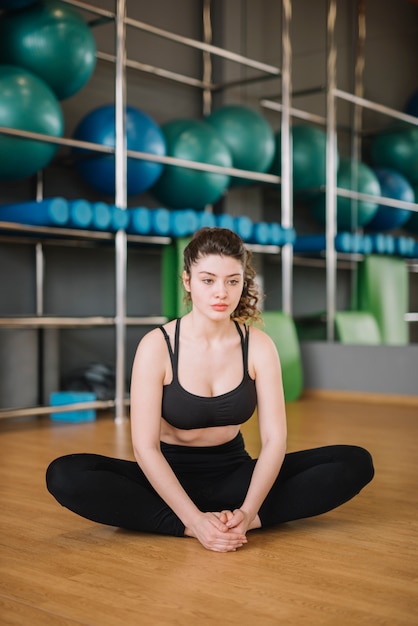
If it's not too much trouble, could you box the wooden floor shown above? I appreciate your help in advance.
[1,394,417,625]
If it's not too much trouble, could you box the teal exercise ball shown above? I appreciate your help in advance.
[0,0,96,100]
[0,65,64,180]
[370,126,418,184]
[310,159,381,230]
[206,105,275,185]
[270,124,334,192]
[151,119,232,209]
[366,168,415,231]
[72,104,166,197]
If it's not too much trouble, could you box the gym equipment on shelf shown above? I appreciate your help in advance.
[354,254,409,345]
[366,167,414,231]
[310,158,381,230]
[0,66,63,180]
[0,0,96,100]
[271,124,332,192]
[151,118,232,209]
[0,197,69,226]
[206,104,275,186]
[334,311,382,345]
[370,126,418,184]
[73,104,166,197]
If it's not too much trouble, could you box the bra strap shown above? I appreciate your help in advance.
[159,324,176,376]
[233,321,249,373]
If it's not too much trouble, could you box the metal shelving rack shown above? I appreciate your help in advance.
[261,0,418,340]
[0,0,291,421]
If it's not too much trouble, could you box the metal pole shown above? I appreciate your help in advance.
[326,0,338,341]
[114,0,128,423]
[281,0,293,316]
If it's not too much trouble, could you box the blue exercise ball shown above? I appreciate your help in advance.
[0,0,96,100]
[151,118,232,209]
[0,65,64,180]
[73,104,166,197]
[370,126,418,184]
[206,105,275,186]
[310,158,381,231]
[366,168,415,231]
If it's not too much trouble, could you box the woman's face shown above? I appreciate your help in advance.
[183,254,244,319]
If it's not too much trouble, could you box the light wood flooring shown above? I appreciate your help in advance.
[1,394,417,625]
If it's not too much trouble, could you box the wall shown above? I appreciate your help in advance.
[0,0,417,409]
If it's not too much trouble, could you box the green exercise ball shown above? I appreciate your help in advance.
[270,124,334,192]
[0,0,96,100]
[206,105,275,185]
[370,126,418,184]
[310,158,381,231]
[0,65,64,180]
[151,119,232,210]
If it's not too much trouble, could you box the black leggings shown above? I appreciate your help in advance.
[46,433,374,537]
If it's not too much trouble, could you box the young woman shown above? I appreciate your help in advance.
[47,227,374,552]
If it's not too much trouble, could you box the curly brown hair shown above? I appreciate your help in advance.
[183,227,262,323]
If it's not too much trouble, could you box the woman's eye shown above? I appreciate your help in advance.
[203,278,213,284]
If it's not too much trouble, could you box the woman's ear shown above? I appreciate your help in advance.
[182,270,191,292]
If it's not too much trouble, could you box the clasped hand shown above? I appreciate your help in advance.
[185,509,251,552]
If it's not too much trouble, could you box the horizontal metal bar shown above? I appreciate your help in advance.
[59,0,115,19]
[334,187,418,212]
[0,126,281,184]
[334,89,418,126]
[405,313,418,322]
[0,221,114,240]
[97,51,210,89]
[0,399,118,420]
[212,73,281,93]
[0,315,169,328]
[246,244,281,255]
[0,125,115,153]
[260,99,327,125]
[124,16,280,76]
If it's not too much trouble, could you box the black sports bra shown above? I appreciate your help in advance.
[159,319,257,430]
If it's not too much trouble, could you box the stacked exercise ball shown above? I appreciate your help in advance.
[0,0,96,100]
[310,158,381,231]
[0,66,64,180]
[205,105,275,186]
[370,126,418,185]
[270,124,331,192]
[72,105,166,197]
[366,168,415,231]
[151,119,232,209]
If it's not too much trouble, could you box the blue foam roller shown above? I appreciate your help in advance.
[216,213,235,230]
[293,234,326,252]
[371,233,386,254]
[267,222,283,245]
[110,206,130,231]
[171,209,199,237]
[252,222,270,245]
[233,215,253,241]
[360,234,373,255]
[0,197,69,226]
[68,200,93,229]
[151,208,171,236]
[395,236,416,257]
[282,227,296,245]
[384,235,395,255]
[91,202,112,230]
[128,207,151,235]
[335,232,353,252]
[197,211,217,229]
